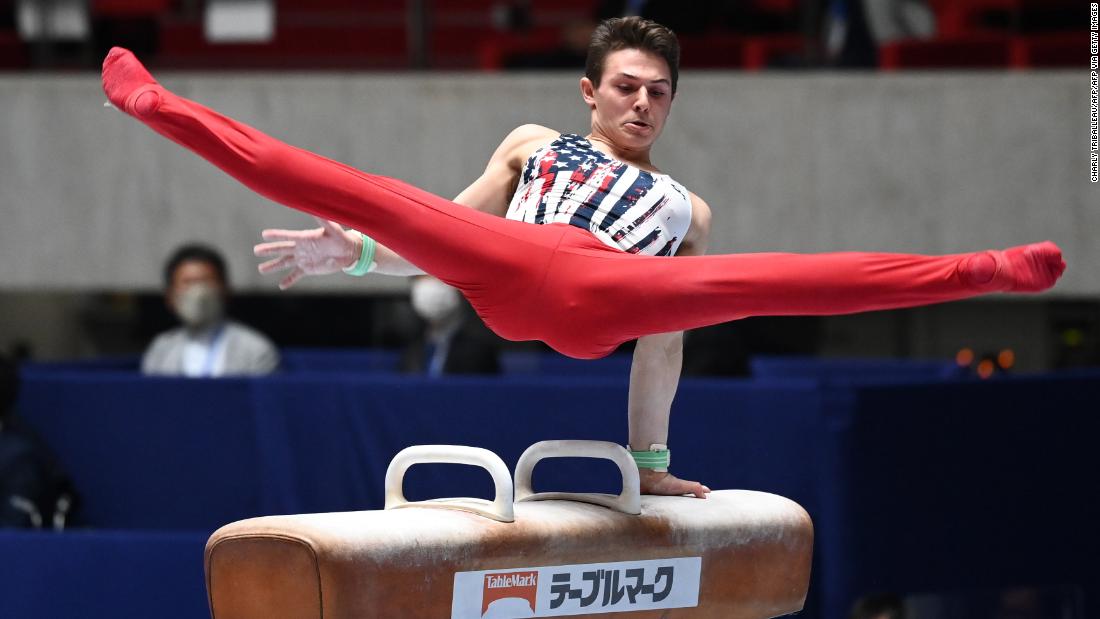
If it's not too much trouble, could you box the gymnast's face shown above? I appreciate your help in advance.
[581,48,674,152]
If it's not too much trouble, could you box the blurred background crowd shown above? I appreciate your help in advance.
[0,0,1086,71]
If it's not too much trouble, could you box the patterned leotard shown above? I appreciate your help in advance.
[506,134,692,256]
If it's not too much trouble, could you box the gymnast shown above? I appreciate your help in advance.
[101,17,1065,500]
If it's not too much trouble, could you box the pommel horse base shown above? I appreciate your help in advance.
[205,441,813,618]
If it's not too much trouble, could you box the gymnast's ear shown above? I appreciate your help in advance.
[579,77,597,110]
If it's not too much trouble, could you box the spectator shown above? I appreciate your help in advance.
[142,243,278,377]
[0,352,76,529]
[825,0,934,67]
[863,0,934,46]
[401,276,501,377]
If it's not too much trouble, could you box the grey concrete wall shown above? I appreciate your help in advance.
[1,70,1095,294]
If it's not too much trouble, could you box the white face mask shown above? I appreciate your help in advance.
[410,277,461,324]
[174,283,225,330]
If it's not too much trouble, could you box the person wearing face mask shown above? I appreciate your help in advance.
[141,244,279,377]
[401,276,502,378]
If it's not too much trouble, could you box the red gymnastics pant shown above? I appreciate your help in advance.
[101,49,1064,359]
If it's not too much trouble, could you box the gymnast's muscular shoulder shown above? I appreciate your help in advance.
[452,125,559,217]
[496,123,561,171]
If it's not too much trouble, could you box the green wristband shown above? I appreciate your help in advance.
[342,232,377,276]
[629,444,670,472]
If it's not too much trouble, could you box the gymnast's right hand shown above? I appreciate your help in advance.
[254,217,363,290]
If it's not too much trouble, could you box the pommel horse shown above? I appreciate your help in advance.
[205,441,813,618]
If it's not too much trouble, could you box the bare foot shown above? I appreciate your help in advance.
[639,469,710,499]
[961,241,1066,292]
[101,47,162,117]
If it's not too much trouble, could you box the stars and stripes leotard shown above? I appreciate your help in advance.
[506,133,691,257]
[101,48,1065,360]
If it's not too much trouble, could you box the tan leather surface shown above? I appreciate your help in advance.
[205,490,813,619]
[206,534,322,619]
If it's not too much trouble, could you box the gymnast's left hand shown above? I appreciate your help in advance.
[254,217,361,289]
[639,470,710,499]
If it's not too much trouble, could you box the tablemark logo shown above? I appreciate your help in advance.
[482,571,538,616]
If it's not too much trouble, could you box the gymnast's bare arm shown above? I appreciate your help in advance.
[630,192,713,498]
[254,124,559,286]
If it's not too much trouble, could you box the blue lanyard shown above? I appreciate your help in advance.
[202,325,227,377]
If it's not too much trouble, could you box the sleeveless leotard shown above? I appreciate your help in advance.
[506,134,691,256]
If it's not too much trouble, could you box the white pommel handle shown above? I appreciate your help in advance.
[384,445,515,523]
[514,440,641,515]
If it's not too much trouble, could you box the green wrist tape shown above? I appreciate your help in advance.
[629,444,670,472]
[342,232,377,277]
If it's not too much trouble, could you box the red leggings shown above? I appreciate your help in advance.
[105,51,1035,359]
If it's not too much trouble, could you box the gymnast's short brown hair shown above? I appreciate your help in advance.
[585,16,680,96]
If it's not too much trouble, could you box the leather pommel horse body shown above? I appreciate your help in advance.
[205,441,814,619]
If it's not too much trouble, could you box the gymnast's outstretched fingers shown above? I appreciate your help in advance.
[254,217,363,289]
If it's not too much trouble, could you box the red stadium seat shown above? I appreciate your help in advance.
[278,0,405,11]
[751,0,799,16]
[0,29,28,69]
[478,28,565,70]
[678,35,748,69]
[742,34,804,70]
[431,25,500,69]
[431,0,497,11]
[158,21,408,69]
[929,0,1021,38]
[527,0,598,27]
[679,34,804,70]
[529,0,597,12]
[928,0,1082,38]
[92,0,173,17]
[1009,32,1090,69]
[879,35,1012,70]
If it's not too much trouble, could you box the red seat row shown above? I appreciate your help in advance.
[0,30,27,69]
[880,32,1088,70]
[157,21,408,70]
[0,0,1085,71]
